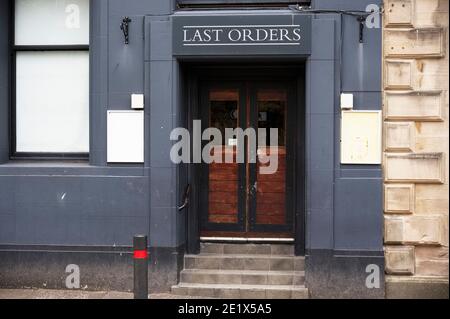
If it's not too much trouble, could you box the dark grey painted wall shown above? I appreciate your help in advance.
[0,0,180,292]
[0,168,150,246]
[0,0,179,249]
[334,1,383,252]
[305,2,383,252]
[0,0,384,297]
[305,0,384,298]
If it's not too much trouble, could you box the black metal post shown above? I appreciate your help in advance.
[133,235,148,299]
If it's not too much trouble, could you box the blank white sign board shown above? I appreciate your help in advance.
[341,111,382,165]
[107,111,144,163]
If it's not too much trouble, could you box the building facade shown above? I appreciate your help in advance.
[0,0,447,299]
[383,0,449,298]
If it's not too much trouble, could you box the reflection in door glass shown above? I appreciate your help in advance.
[208,89,239,224]
[256,89,287,225]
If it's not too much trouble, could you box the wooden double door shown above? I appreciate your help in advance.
[199,79,296,238]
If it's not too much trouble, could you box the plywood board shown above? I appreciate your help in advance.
[341,111,382,164]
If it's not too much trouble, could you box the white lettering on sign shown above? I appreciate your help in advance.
[182,25,302,46]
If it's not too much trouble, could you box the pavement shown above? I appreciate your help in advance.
[0,289,204,299]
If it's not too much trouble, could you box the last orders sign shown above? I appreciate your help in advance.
[172,14,311,56]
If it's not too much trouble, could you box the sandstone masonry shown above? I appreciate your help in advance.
[383,0,449,298]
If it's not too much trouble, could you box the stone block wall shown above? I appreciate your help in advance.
[383,0,449,297]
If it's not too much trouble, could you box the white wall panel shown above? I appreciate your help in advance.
[107,111,144,163]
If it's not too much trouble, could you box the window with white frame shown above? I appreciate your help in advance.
[13,0,90,156]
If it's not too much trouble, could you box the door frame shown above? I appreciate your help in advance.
[183,64,306,256]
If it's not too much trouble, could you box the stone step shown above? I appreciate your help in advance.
[172,283,309,299]
[184,254,305,271]
[180,269,305,286]
[200,243,294,256]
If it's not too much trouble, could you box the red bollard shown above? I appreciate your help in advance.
[133,235,148,299]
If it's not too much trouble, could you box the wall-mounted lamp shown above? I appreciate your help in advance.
[357,16,367,43]
[120,17,132,45]
[288,5,374,44]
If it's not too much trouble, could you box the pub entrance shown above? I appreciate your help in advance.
[188,68,300,239]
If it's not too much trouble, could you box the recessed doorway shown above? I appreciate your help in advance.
[188,69,300,239]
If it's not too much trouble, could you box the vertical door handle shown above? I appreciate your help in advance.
[178,184,191,212]
[249,182,258,197]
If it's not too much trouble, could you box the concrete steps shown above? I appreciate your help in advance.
[172,283,309,299]
[171,243,309,299]
[199,243,295,255]
[184,254,304,271]
[181,269,306,286]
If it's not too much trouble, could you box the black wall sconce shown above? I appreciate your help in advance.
[120,17,132,45]
[357,16,368,43]
[288,5,375,44]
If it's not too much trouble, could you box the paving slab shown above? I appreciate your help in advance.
[0,289,208,300]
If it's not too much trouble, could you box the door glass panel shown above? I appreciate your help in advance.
[208,89,239,224]
[256,89,287,225]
